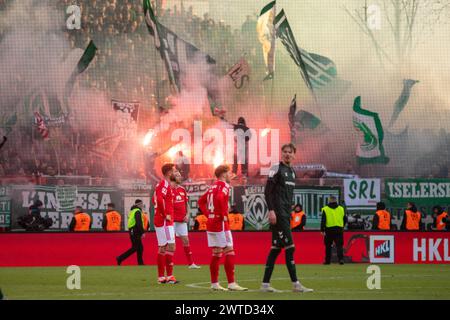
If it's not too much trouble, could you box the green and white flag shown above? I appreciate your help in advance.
[64,40,97,111]
[274,9,313,91]
[143,0,215,94]
[274,10,349,97]
[257,1,276,80]
[388,79,419,128]
[352,96,389,165]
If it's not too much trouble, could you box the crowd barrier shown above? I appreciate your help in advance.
[0,231,448,267]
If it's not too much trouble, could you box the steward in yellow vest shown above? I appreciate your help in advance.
[320,197,347,265]
[372,202,391,231]
[116,199,146,265]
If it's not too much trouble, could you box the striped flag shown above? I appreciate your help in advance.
[34,112,49,140]
[274,10,347,95]
[143,0,215,94]
[257,1,276,80]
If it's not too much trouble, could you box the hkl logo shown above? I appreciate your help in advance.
[374,240,391,258]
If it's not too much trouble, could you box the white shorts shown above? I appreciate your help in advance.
[207,230,233,248]
[174,222,189,237]
[155,225,175,246]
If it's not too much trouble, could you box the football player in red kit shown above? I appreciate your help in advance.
[153,163,179,284]
[172,171,200,269]
[198,165,248,291]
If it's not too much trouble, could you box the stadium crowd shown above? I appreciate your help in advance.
[0,0,449,182]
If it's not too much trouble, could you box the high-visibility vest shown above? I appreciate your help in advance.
[142,212,149,231]
[105,211,122,231]
[322,206,345,228]
[127,208,144,229]
[195,215,208,231]
[290,211,305,229]
[376,210,391,230]
[436,212,448,231]
[74,213,91,231]
[405,210,421,230]
[228,213,244,230]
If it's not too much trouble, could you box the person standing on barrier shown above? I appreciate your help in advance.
[321,196,347,265]
[260,143,313,293]
[116,199,146,266]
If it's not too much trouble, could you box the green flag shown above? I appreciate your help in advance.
[274,10,313,91]
[143,0,215,94]
[352,96,389,165]
[64,40,97,112]
[274,9,349,98]
[388,79,419,128]
[257,1,276,80]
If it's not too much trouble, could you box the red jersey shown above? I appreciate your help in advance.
[152,179,174,227]
[173,185,188,222]
[198,180,230,232]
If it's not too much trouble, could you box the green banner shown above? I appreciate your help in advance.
[0,186,11,228]
[385,178,450,206]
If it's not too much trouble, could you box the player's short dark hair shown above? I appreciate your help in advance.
[107,203,115,208]
[214,164,230,178]
[161,163,175,176]
[281,143,296,153]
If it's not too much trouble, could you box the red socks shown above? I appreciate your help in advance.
[210,254,221,283]
[224,251,236,284]
[165,251,174,277]
[184,246,194,265]
[157,253,165,278]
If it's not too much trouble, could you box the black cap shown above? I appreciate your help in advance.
[135,199,143,204]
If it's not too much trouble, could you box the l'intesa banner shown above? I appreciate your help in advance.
[0,232,448,266]
[10,185,122,231]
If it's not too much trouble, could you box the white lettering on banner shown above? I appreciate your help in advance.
[387,182,450,198]
[429,239,442,262]
[375,241,389,256]
[60,212,72,228]
[92,213,102,229]
[413,238,449,262]
[48,212,59,229]
[413,238,427,262]
[445,240,450,261]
